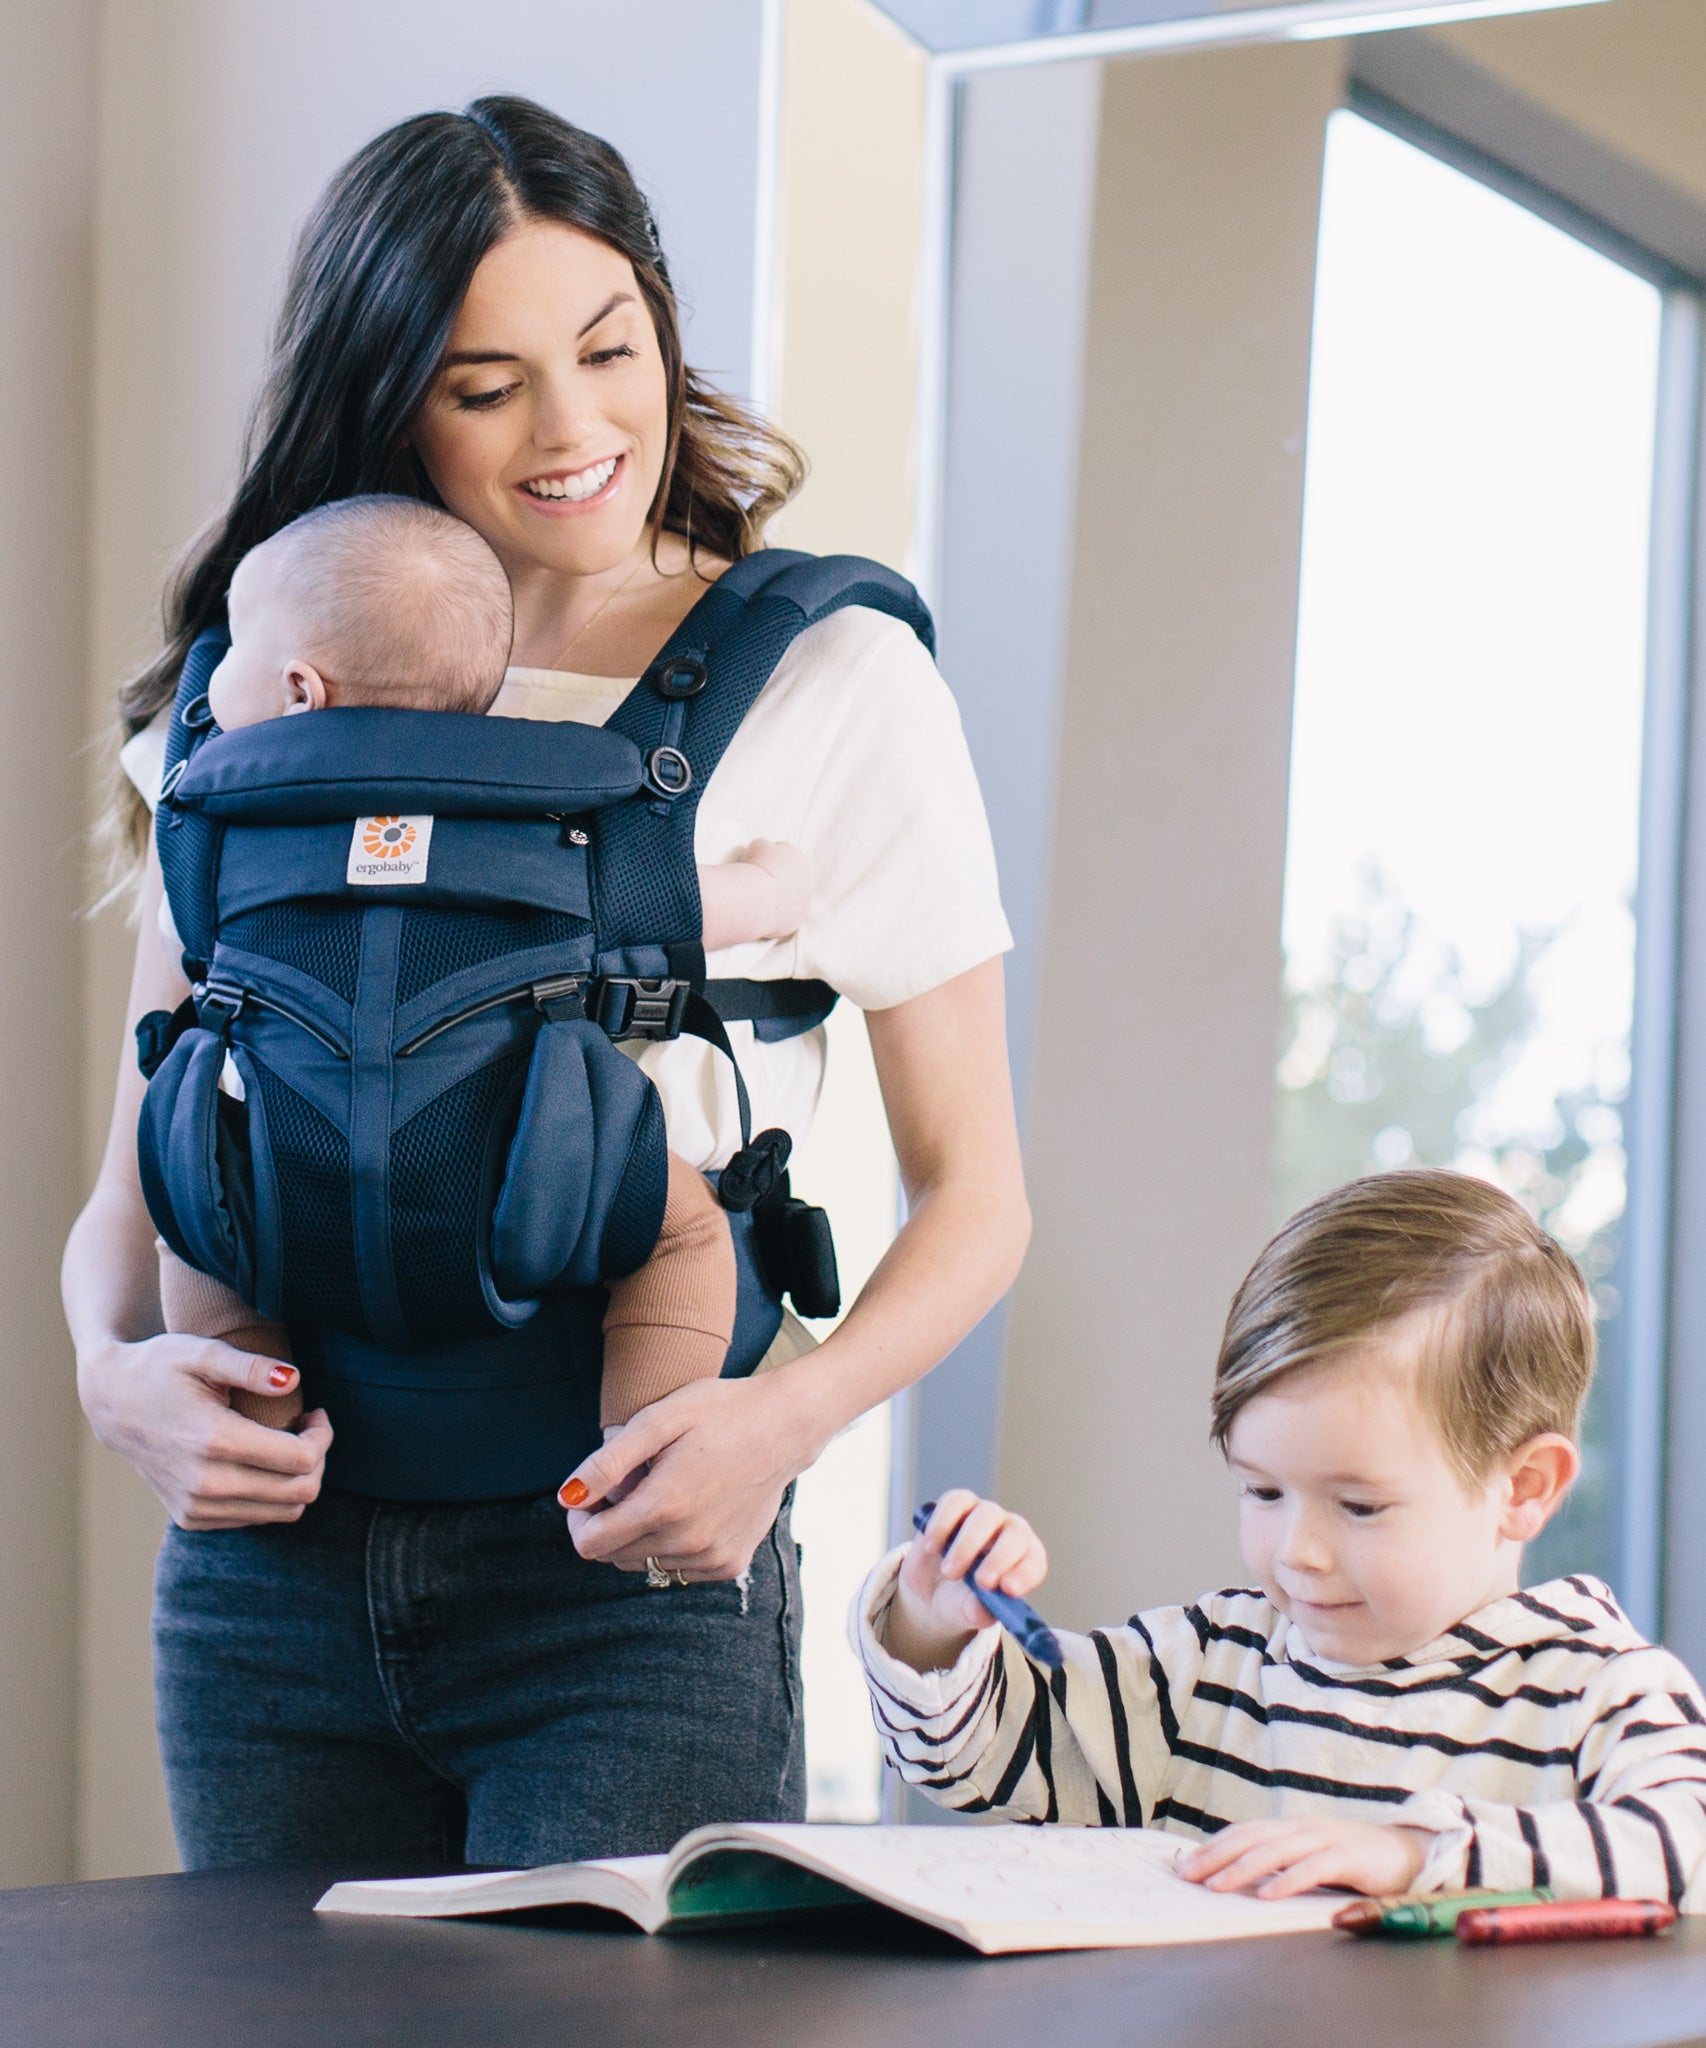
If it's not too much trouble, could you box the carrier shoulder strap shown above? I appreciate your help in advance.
[154,626,233,976]
[594,550,935,967]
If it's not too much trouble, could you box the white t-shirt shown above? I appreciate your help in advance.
[121,605,1012,1168]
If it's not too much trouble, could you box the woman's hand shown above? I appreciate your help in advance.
[79,1330,331,1531]
[882,1489,1048,1673]
[558,1373,811,1580]
[1178,1818,1430,1900]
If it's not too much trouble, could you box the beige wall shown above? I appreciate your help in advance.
[1438,0,1706,205]
[996,40,1347,1627]
[0,1,97,1887]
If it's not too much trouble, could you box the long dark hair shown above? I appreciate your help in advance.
[108,93,804,861]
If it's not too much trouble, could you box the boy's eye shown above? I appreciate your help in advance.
[1341,1500,1387,1520]
[1242,1484,1282,1504]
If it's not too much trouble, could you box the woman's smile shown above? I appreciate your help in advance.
[515,452,625,511]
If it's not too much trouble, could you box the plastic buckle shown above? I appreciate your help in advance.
[197,978,245,1038]
[643,745,693,800]
[649,655,708,701]
[592,977,689,1041]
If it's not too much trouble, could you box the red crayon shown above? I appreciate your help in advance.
[1456,1899,1677,1946]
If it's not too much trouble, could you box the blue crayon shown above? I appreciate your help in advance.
[913,1502,1065,1670]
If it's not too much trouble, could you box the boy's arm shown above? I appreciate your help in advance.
[850,1547,1181,1825]
[1412,1648,1706,1905]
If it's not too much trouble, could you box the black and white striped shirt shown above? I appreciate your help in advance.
[853,1553,1706,1905]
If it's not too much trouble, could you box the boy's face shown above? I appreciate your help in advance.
[1226,1316,1531,1665]
[207,546,319,731]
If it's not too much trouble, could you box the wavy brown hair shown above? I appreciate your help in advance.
[105,93,804,868]
[1211,1169,1593,1483]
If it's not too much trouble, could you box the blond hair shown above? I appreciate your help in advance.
[1211,1170,1594,1482]
[257,496,513,712]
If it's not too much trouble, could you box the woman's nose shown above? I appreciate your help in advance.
[531,368,597,450]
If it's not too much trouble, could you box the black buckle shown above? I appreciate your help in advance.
[590,976,690,1041]
[650,656,707,701]
[719,1128,793,1213]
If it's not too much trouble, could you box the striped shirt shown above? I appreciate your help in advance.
[853,1552,1706,1906]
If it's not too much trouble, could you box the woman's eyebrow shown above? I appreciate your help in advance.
[440,293,635,368]
[577,290,634,337]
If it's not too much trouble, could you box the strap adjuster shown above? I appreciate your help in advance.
[590,976,691,1042]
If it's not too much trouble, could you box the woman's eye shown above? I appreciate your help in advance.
[453,384,518,412]
[586,344,638,368]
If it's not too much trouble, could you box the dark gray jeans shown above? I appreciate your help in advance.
[152,1486,805,1869]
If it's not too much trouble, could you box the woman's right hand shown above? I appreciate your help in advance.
[77,1331,332,1532]
[885,1489,1049,1673]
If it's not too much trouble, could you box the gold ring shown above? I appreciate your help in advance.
[645,1555,671,1589]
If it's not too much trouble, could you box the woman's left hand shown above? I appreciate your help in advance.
[559,1372,810,1580]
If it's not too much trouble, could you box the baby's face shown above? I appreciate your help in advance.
[1227,1317,1520,1666]
[207,546,317,731]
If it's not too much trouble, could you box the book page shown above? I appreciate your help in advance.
[701,1825,1343,1954]
[315,1854,669,1925]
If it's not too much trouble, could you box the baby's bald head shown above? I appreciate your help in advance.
[209,496,513,731]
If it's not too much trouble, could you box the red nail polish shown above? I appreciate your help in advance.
[268,1365,296,1389]
[559,1477,590,1508]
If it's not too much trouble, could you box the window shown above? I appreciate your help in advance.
[1274,109,1667,1590]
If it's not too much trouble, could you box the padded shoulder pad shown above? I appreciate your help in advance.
[724,551,935,656]
[154,627,233,973]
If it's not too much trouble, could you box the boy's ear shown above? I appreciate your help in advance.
[1499,1433,1580,1545]
[282,662,329,714]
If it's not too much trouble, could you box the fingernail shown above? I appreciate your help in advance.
[559,1478,589,1508]
[268,1365,297,1389]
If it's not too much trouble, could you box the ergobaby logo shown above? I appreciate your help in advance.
[347,814,433,886]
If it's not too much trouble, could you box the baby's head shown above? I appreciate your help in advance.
[1211,1169,1592,1664]
[207,496,513,731]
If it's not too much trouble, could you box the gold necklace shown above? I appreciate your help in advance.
[549,554,647,672]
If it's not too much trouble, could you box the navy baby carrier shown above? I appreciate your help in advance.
[136,549,933,1500]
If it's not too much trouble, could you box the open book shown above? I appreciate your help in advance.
[315,1822,1344,1956]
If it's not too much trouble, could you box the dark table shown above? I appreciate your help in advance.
[6,1867,1706,2048]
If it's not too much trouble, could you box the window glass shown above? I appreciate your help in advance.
[1274,110,1663,1582]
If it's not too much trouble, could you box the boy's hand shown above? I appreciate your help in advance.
[1178,1818,1430,1900]
[882,1489,1048,1673]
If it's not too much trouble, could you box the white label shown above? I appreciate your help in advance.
[347,814,434,886]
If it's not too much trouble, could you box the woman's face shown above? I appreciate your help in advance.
[411,218,670,583]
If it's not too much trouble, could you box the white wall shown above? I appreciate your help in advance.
[995,40,1346,1629]
[0,0,97,1887]
[77,0,769,1879]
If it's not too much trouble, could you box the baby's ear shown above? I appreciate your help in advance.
[1499,1432,1580,1544]
[282,662,329,714]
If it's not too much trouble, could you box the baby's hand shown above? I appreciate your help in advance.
[883,1490,1048,1672]
[741,839,811,934]
[1178,1818,1429,1900]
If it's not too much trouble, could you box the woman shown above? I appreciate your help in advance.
[62,96,1029,1869]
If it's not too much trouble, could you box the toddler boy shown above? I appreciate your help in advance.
[856,1169,1706,1906]
[163,494,808,1433]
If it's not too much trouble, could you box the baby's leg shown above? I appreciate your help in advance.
[698,839,811,950]
[156,1242,302,1429]
[600,1154,738,1427]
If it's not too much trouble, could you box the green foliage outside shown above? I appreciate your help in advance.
[1271,870,1627,1585]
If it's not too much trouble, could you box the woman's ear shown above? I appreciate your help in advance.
[282,662,329,714]
[1499,1433,1580,1545]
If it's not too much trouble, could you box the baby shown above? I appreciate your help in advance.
[162,494,808,1434]
[857,1169,1706,1907]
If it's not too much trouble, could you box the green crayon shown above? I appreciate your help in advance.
[1334,1887,1553,1937]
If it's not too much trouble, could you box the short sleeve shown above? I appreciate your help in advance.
[779,613,1013,1011]
[120,706,171,814]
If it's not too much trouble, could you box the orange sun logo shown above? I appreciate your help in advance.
[362,816,416,861]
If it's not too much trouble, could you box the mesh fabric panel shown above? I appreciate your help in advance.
[599,1086,669,1279]
[250,1064,365,1333]
[395,905,591,1006]
[390,1050,528,1344]
[222,902,363,1003]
